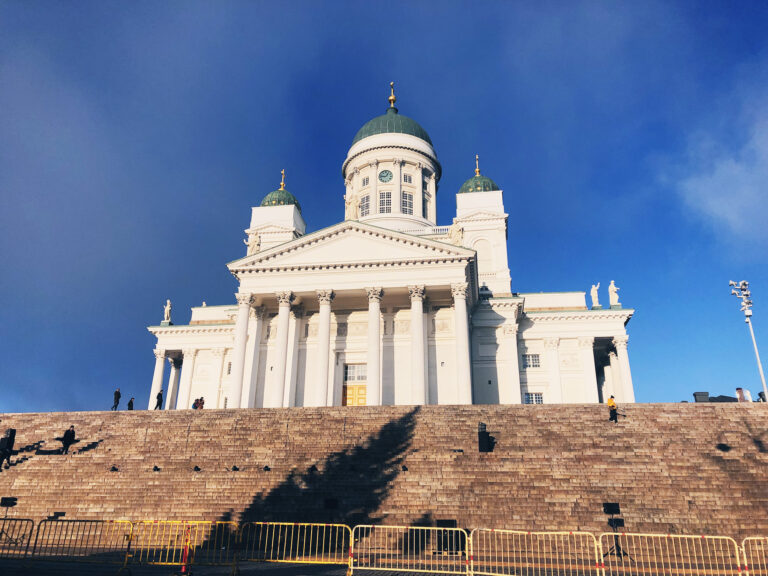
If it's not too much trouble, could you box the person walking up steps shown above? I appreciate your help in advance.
[111,388,121,411]
[155,390,163,410]
[607,395,618,424]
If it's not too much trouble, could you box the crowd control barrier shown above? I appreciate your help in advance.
[130,520,238,566]
[471,528,601,576]
[351,524,470,575]
[31,519,132,564]
[0,518,34,559]
[744,537,768,576]
[240,521,351,565]
[599,533,743,576]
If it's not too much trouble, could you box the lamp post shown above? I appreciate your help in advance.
[730,280,768,401]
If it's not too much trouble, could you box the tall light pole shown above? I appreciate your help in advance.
[730,280,768,401]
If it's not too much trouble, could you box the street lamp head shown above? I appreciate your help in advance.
[729,280,737,287]
[732,289,739,296]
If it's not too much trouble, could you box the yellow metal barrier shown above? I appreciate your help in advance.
[351,524,470,575]
[240,522,352,565]
[471,528,601,576]
[599,532,743,576]
[744,537,768,576]
[0,517,34,559]
[31,519,132,564]
[130,520,238,566]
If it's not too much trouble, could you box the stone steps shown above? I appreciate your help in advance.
[0,403,766,540]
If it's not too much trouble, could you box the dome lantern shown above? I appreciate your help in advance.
[260,169,301,212]
[459,154,500,193]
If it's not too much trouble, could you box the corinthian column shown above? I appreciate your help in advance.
[366,287,383,405]
[578,336,599,403]
[315,290,334,407]
[544,338,562,403]
[229,292,253,409]
[242,306,264,408]
[267,291,293,407]
[613,335,635,403]
[452,283,472,404]
[409,285,426,405]
[148,349,166,410]
[165,358,181,409]
[176,348,197,409]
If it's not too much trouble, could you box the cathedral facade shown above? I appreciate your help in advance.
[147,86,635,410]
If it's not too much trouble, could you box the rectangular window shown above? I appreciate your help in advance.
[360,195,370,217]
[403,173,412,184]
[423,196,429,218]
[227,362,232,375]
[379,191,391,213]
[522,354,540,368]
[524,392,543,405]
[344,363,367,381]
[402,192,413,215]
[362,176,369,187]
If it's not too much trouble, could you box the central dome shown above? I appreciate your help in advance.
[352,107,432,146]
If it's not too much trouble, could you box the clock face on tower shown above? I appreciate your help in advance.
[378,169,393,183]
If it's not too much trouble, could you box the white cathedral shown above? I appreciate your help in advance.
[147,85,635,410]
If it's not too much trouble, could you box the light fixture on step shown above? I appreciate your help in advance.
[231,465,239,472]
[401,464,408,472]
[263,465,271,472]
[308,464,318,473]
[110,465,119,472]
[193,465,201,472]
[152,465,161,472]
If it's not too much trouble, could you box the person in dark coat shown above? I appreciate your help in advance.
[112,388,121,411]
[127,397,134,411]
[0,428,15,469]
[61,426,76,454]
[155,390,163,410]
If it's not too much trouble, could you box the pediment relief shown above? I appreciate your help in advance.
[229,221,474,271]
[455,210,508,222]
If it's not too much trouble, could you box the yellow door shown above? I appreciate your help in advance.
[342,384,367,406]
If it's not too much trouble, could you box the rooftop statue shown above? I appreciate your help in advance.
[609,280,621,308]
[590,283,601,309]
[163,299,172,323]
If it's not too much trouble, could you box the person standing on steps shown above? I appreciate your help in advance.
[127,397,134,411]
[607,395,618,424]
[154,390,163,410]
[0,428,15,469]
[111,388,121,411]
[61,426,76,454]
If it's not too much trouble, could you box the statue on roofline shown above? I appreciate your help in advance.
[590,283,601,309]
[609,280,621,307]
[244,233,261,255]
[163,299,172,323]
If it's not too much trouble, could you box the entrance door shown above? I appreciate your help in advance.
[342,364,367,406]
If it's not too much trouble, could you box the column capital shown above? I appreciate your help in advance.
[578,336,595,348]
[211,348,226,358]
[316,290,335,304]
[613,335,629,349]
[249,305,265,320]
[370,159,379,168]
[544,337,560,350]
[235,292,254,306]
[366,287,384,303]
[153,349,166,360]
[451,283,468,299]
[503,323,519,336]
[167,357,182,368]
[408,285,426,301]
[276,291,294,306]
[182,348,198,358]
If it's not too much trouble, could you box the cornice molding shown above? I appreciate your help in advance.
[147,325,235,336]
[525,310,633,323]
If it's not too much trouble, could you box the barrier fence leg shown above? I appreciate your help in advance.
[117,525,133,576]
[230,526,240,576]
[178,527,192,576]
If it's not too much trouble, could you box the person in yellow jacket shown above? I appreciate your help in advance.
[607,396,618,423]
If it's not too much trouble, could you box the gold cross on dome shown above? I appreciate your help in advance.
[475,154,480,176]
[279,169,286,190]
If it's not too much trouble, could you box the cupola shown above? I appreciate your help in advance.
[458,155,500,193]
[260,169,301,212]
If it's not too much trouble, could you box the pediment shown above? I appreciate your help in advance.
[229,221,474,271]
[456,210,508,222]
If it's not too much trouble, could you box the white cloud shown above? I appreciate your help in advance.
[677,104,768,249]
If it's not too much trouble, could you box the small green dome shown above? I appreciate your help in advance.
[459,175,500,193]
[260,188,301,211]
[352,107,433,146]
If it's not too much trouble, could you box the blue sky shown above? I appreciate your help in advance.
[2,1,768,412]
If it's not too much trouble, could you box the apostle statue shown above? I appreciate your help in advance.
[344,193,359,220]
[608,280,621,307]
[163,299,172,323]
[590,283,601,309]
[448,223,464,246]
[244,233,260,255]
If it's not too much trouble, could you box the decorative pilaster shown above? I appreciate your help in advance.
[409,285,427,405]
[176,348,198,409]
[578,336,600,403]
[415,162,424,219]
[242,306,264,408]
[502,323,523,404]
[148,349,166,410]
[165,357,181,410]
[451,283,472,404]
[427,173,437,222]
[366,287,383,406]
[229,292,253,409]
[544,338,562,403]
[211,348,227,408]
[394,159,403,213]
[267,291,294,408]
[371,160,379,214]
[613,335,635,403]
[315,290,335,407]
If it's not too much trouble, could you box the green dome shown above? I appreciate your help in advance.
[352,107,432,146]
[260,188,301,211]
[459,174,500,194]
